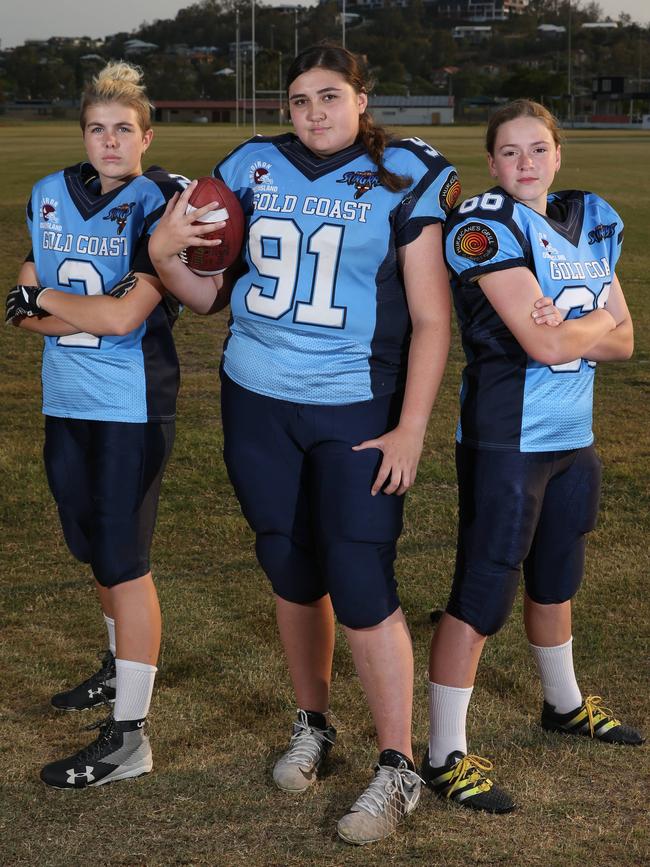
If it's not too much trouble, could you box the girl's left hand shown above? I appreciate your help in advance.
[353,426,424,496]
[531,296,563,327]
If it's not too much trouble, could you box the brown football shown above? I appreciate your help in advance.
[184,177,245,276]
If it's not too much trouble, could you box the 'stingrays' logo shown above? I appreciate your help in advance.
[103,202,136,235]
[587,222,617,245]
[336,170,380,200]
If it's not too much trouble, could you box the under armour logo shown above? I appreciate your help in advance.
[66,766,95,784]
[136,721,145,728]
[88,687,103,698]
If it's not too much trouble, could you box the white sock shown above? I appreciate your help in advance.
[428,681,473,768]
[529,636,582,713]
[113,659,157,721]
[103,614,116,656]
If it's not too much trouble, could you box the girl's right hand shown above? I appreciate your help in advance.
[149,181,226,265]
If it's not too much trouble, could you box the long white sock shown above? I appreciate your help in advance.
[113,659,157,721]
[103,614,116,655]
[428,681,473,768]
[529,636,582,713]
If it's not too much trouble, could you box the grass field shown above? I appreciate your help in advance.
[0,122,648,866]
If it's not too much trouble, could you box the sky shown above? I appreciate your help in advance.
[1,0,647,49]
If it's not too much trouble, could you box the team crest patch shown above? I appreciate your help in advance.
[39,197,62,231]
[103,202,136,235]
[439,171,461,214]
[454,222,498,263]
[249,160,275,188]
[336,170,380,200]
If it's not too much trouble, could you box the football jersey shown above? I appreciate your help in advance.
[445,188,623,452]
[214,134,459,404]
[27,163,184,423]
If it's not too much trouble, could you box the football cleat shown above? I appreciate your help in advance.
[51,650,116,711]
[541,695,645,745]
[272,709,336,793]
[40,715,152,789]
[420,749,515,814]
[337,750,421,845]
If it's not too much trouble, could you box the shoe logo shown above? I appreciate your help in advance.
[66,766,95,784]
[88,687,103,699]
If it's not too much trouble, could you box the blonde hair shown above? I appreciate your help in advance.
[80,61,153,132]
[486,99,561,155]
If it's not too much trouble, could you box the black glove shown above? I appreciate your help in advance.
[108,270,138,299]
[5,285,49,323]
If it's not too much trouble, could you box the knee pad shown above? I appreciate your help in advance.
[447,565,520,637]
[323,541,400,629]
[255,533,327,604]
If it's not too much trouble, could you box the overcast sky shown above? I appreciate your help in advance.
[1,0,647,49]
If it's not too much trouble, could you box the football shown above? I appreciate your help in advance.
[184,177,245,276]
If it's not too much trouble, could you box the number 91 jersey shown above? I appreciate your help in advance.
[215,133,459,404]
[444,187,623,452]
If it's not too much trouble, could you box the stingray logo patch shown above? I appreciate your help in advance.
[336,170,380,200]
[587,222,617,245]
[454,222,498,263]
[439,171,461,214]
[103,202,136,235]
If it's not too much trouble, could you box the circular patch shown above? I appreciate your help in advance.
[440,171,462,214]
[454,222,498,263]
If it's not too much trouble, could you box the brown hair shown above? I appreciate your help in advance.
[80,61,153,132]
[285,43,411,192]
[486,99,561,155]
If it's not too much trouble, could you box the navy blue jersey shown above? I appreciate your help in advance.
[445,188,623,452]
[27,163,185,422]
[215,134,459,404]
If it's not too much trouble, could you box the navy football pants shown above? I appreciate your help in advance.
[44,417,175,587]
[448,442,602,636]
[221,373,405,629]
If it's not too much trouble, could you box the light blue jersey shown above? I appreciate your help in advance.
[215,133,459,404]
[27,163,183,422]
[445,188,623,452]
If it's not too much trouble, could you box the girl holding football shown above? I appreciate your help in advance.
[421,99,643,814]
[148,43,457,844]
[6,62,197,789]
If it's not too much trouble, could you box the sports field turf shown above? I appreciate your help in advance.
[1,122,648,865]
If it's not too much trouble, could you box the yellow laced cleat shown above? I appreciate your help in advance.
[541,695,645,745]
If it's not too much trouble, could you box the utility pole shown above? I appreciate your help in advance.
[235,7,240,128]
[294,7,299,57]
[567,1,573,127]
[342,0,346,48]
[252,0,257,135]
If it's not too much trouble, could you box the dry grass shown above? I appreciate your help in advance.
[0,123,648,866]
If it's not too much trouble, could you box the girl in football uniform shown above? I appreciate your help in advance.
[148,43,458,844]
[421,99,643,813]
[7,62,193,789]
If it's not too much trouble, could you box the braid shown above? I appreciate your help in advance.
[358,113,411,193]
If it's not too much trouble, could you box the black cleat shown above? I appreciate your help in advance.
[40,715,152,789]
[542,695,645,745]
[420,749,515,814]
[51,650,116,711]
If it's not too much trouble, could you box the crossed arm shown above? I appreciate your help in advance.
[480,267,633,365]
